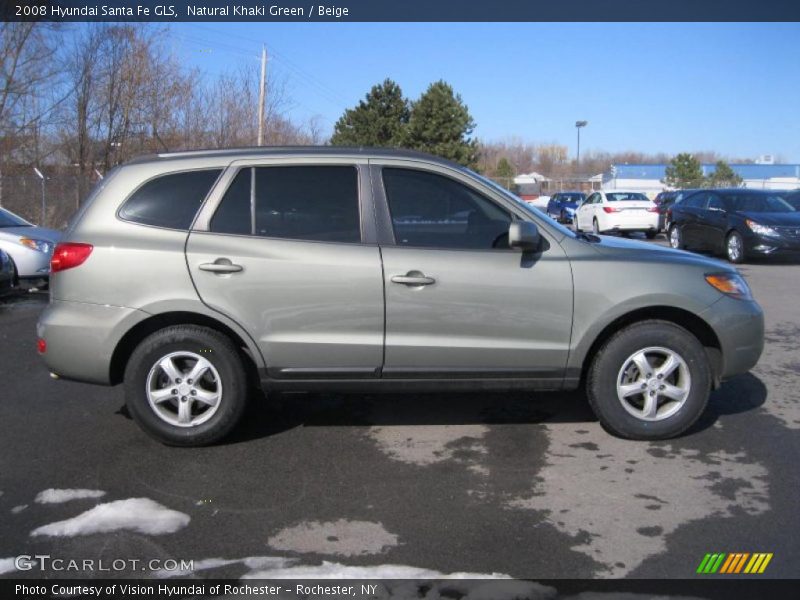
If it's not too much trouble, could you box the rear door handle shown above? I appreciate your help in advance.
[199,258,243,274]
[391,271,435,286]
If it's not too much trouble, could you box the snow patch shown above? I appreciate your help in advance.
[154,556,296,579]
[509,423,770,577]
[268,520,398,557]
[242,560,513,580]
[35,488,106,504]
[11,505,28,514]
[0,558,20,575]
[30,498,190,537]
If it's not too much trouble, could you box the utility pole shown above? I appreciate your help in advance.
[33,167,46,226]
[257,45,267,146]
[575,120,588,176]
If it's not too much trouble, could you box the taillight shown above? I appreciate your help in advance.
[37,338,47,354]
[647,206,659,212]
[50,243,93,273]
[603,206,620,213]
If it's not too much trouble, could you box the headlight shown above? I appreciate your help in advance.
[19,237,52,253]
[705,272,753,301]
[745,219,778,237]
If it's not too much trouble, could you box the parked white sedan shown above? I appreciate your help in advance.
[574,190,659,238]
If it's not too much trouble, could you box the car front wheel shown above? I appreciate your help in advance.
[586,320,711,440]
[725,231,745,263]
[669,224,684,249]
[124,325,248,446]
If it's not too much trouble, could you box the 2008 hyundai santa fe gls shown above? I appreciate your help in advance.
[36,148,764,445]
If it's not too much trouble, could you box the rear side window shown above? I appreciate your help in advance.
[211,166,361,243]
[119,170,221,230]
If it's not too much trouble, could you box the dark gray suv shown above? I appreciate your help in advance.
[37,148,764,445]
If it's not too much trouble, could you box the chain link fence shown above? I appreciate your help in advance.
[0,173,96,230]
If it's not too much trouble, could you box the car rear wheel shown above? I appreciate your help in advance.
[725,231,745,264]
[645,231,658,240]
[586,320,711,440]
[592,218,601,234]
[668,224,684,249]
[124,325,248,446]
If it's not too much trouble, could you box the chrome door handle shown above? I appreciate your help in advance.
[199,258,243,274]
[391,272,435,286]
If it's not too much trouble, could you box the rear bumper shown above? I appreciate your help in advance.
[36,300,149,385]
[700,296,764,380]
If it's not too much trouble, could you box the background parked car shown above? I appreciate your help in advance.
[668,189,800,263]
[546,191,586,223]
[574,190,659,238]
[0,207,61,283]
[0,248,15,296]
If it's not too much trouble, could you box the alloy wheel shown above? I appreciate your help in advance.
[145,351,222,427]
[616,346,691,421]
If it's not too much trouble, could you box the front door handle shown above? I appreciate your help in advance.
[391,271,435,286]
[199,258,243,274]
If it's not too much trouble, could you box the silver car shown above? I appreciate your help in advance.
[0,207,61,282]
[37,148,764,446]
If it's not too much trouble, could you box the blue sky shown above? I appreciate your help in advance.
[169,22,800,161]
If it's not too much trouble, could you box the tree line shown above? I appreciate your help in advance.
[2,22,753,227]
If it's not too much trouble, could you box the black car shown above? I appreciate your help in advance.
[668,189,800,263]
[545,191,586,223]
[784,189,800,210]
[657,189,701,232]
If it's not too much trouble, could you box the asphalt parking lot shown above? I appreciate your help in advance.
[0,235,798,582]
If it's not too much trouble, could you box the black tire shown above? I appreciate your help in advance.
[586,320,711,440]
[560,210,567,224]
[725,230,746,264]
[123,325,248,446]
[668,224,684,249]
[645,231,657,240]
[592,219,601,235]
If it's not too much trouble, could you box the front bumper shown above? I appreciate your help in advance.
[37,300,149,385]
[745,233,800,256]
[700,295,764,380]
[7,244,52,279]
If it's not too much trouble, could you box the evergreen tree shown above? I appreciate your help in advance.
[406,80,478,168]
[663,153,706,189]
[707,160,743,187]
[330,79,409,147]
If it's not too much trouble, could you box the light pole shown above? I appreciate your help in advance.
[33,167,46,226]
[575,120,588,176]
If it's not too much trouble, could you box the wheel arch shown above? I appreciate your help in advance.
[109,311,261,387]
[577,306,723,389]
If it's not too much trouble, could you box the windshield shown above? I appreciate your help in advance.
[468,171,576,238]
[561,193,585,202]
[606,192,649,202]
[0,207,32,228]
[725,193,795,213]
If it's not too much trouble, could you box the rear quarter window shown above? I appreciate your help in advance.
[119,169,222,230]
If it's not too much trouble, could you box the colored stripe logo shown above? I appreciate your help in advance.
[697,553,773,574]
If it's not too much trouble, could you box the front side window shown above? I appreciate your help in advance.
[724,193,795,213]
[210,166,361,243]
[382,168,512,250]
[119,169,221,230]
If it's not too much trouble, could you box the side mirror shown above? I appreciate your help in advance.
[509,221,540,252]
